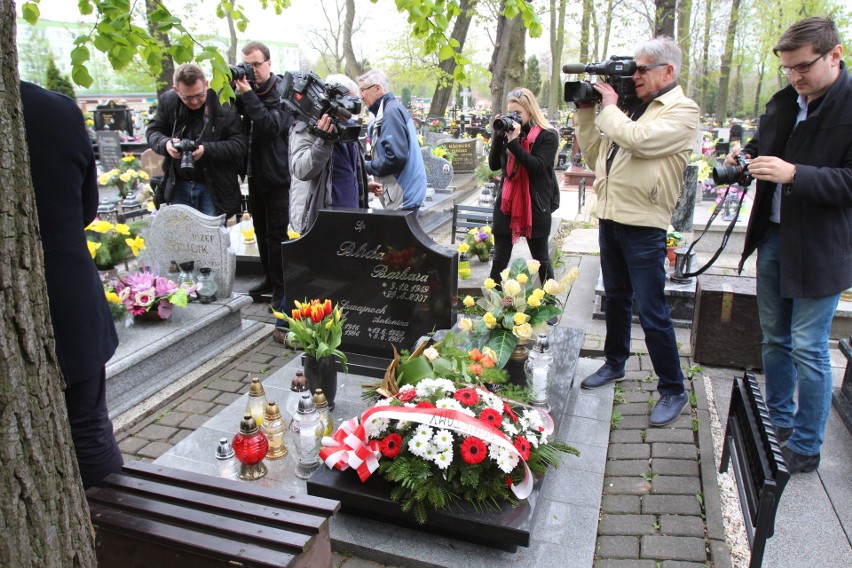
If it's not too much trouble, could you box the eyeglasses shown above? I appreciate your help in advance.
[635,63,669,75]
[178,91,206,102]
[778,52,828,75]
[360,84,378,93]
[245,60,269,69]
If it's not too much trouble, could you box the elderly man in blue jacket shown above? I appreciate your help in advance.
[357,69,426,217]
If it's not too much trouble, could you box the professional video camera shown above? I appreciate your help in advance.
[279,71,362,142]
[229,62,256,88]
[492,111,522,134]
[562,56,639,109]
[172,139,198,174]
[712,154,753,187]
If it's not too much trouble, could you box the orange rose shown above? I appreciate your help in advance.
[468,348,483,361]
[468,363,483,375]
[480,355,495,368]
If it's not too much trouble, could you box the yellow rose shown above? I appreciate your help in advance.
[483,312,497,329]
[458,317,474,332]
[503,279,522,297]
[114,223,130,235]
[482,346,497,361]
[482,226,492,234]
[468,228,477,235]
[87,240,101,258]
[139,171,150,180]
[513,312,527,325]
[98,174,110,186]
[105,290,121,304]
[513,323,533,340]
[484,278,497,290]
[122,155,136,163]
[463,295,475,308]
[533,288,546,300]
[119,173,131,183]
[423,346,440,361]
[86,220,113,233]
[458,243,470,254]
[527,295,541,307]
[500,268,510,282]
[526,259,541,274]
[516,273,528,284]
[544,279,562,295]
[125,169,137,176]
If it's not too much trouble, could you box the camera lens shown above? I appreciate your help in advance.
[711,164,742,186]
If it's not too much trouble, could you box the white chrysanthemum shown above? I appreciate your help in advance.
[436,397,463,411]
[502,421,519,437]
[408,436,431,457]
[435,449,453,470]
[522,409,544,431]
[364,416,389,437]
[489,444,509,461]
[414,378,435,397]
[414,424,433,440]
[539,433,549,446]
[398,384,415,394]
[526,434,540,449]
[432,429,454,451]
[496,453,519,474]
[433,378,456,394]
[480,391,504,412]
[374,398,392,407]
[518,416,530,432]
[423,442,439,461]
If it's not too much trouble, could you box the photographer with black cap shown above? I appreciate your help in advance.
[234,41,294,309]
[573,37,700,427]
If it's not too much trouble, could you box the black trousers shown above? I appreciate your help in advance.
[248,179,289,294]
[64,368,123,489]
[489,234,554,285]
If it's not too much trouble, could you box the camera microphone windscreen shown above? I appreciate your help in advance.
[562,63,588,74]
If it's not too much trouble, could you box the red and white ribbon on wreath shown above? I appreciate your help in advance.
[319,417,381,482]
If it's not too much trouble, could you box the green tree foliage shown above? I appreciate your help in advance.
[525,55,542,97]
[17,26,51,86]
[45,58,75,98]
[401,86,412,107]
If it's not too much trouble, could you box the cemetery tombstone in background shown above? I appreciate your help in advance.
[421,148,454,193]
[442,138,478,172]
[281,209,458,376]
[93,101,133,135]
[96,130,123,171]
[142,204,236,297]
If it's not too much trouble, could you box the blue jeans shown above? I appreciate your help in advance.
[599,220,684,395]
[174,179,218,217]
[757,225,840,456]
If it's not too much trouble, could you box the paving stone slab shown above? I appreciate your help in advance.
[190,388,221,402]
[607,444,651,460]
[169,429,191,445]
[179,413,213,430]
[136,441,174,459]
[117,436,149,455]
[610,430,644,444]
[136,423,180,441]
[615,402,652,416]
[652,443,698,460]
[152,411,190,428]
[605,459,651,477]
[596,535,639,558]
[659,515,705,537]
[213,392,242,406]
[623,390,654,403]
[219,369,248,382]
[661,562,708,568]
[695,408,726,543]
[709,539,733,568]
[642,495,702,516]
[651,476,702,495]
[598,514,658,536]
[173,398,217,415]
[640,535,707,561]
[603,477,652,495]
[602,495,641,514]
[651,458,699,477]
[597,561,657,568]
[617,415,650,430]
[204,378,246,393]
[643,428,695,444]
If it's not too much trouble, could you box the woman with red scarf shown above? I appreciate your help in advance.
[488,87,560,285]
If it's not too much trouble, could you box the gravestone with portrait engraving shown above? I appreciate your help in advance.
[96,130,123,171]
[441,138,478,172]
[141,204,235,297]
[281,209,457,376]
[421,148,454,192]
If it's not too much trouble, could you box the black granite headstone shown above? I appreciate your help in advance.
[96,130,123,171]
[442,139,478,172]
[93,101,133,135]
[671,163,698,232]
[281,209,457,376]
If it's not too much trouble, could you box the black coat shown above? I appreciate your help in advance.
[21,81,119,385]
[489,126,560,239]
[739,65,852,298]
[146,89,247,216]
[236,74,293,189]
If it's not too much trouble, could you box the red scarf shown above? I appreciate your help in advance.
[501,125,541,243]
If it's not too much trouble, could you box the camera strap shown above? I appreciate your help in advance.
[678,184,749,278]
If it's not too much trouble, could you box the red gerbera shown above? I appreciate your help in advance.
[416,400,435,409]
[503,402,519,422]
[380,433,403,458]
[397,389,417,402]
[460,436,488,465]
[513,435,531,460]
[454,388,479,406]
[479,408,503,427]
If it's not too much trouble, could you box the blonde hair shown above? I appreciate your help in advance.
[506,87,555,131]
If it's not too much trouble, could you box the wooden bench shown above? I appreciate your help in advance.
[87,461,340,568]
[719,372,790,568]
[451,204,493,243]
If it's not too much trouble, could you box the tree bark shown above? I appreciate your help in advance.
[753,60,765,117]
[428,0,477,118]
[226,12,238,65]
[677,0,693,92]
[0,4,97,566]
[146,0,174,97]
[489,6,525,116]
[716,0,742,122]
[698,0,713,112]
[343,0,363,78]
[547,0,568,119]
[655,0,676,37]
[579,0,592,62]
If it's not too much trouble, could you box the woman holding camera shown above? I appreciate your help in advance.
[488,87,560,286]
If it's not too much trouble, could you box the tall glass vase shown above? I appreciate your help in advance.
[504,341,531,387]
[304,355,338,411]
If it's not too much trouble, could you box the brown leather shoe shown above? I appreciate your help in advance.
[272,328,287,345]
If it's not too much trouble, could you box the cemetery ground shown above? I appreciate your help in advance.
[110,179,851,568]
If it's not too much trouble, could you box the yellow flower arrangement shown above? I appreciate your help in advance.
[86,220,144,270]
[98,154,149,198]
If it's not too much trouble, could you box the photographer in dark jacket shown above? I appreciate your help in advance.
[234,41,294,306]
[488,87,560,286]
[147,63,246,218]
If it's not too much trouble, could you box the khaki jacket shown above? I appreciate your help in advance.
[574,86,699,230]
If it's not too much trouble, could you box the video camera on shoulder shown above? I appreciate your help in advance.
[562,56,639,110]
[279,71,362,142]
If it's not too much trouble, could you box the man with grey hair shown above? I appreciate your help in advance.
[357,69,426,216]
[574,37,700,426]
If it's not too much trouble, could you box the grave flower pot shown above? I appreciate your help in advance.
[304,354,338,411]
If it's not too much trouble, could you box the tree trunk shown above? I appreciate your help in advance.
[698,0,713,112]
[429,0,477,118]
[716,0,742,123]
[547,0,568,119]
[753,60,765,116]
[677,0,693,91]
[655,0,676,37]
[226,12,238,65]
[579,0,592,62]
[146,0,174,96]
[489,5,526,115]
[343,0,363,79]
[0,5,97,566]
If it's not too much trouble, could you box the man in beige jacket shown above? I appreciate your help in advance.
[574,37,700,426]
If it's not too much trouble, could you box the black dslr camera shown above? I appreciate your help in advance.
[493,111,522,134]
[712,154,753,186]
[229,62,256,88]
[172,139,198,174]
[562,56,639,110]
[279,71,362,142]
